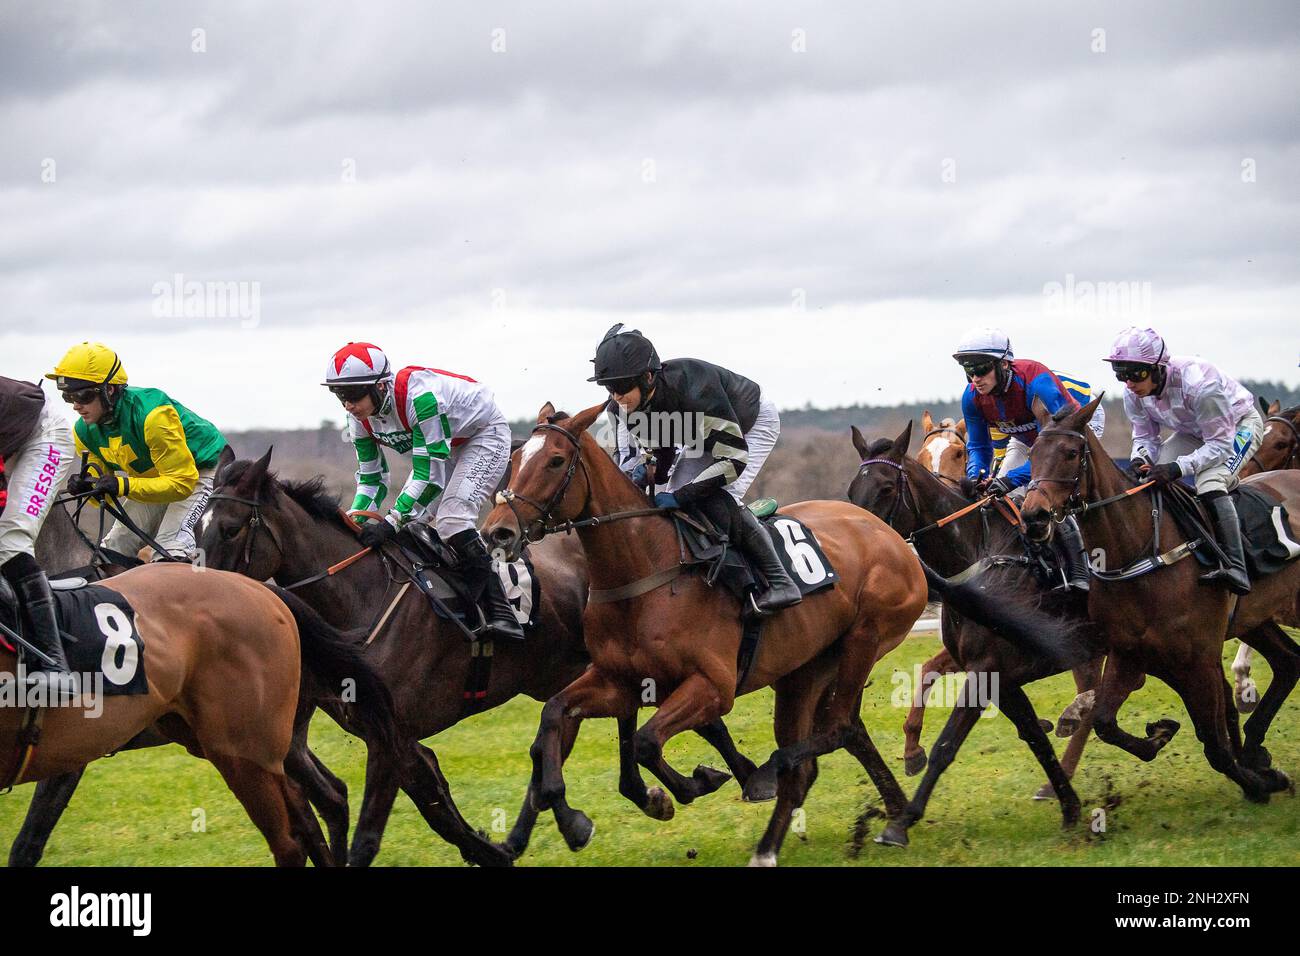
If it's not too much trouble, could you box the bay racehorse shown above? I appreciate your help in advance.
[0,563,405,866]
[1231,399,1300,711]
[848,421,1100,846]
[483,403,1086,865]
[199,449,757,865]
[1022,396,1300,804]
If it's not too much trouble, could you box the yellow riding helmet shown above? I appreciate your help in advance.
[46,342,128,388]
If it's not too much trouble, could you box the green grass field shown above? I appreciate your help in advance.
[2,633,1297,867]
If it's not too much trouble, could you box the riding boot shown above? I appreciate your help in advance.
[1052,515,1092,593]
[736,507,803,615]
[448,530,526,641]
[2,556,72,690]
[1200,494,1252,595]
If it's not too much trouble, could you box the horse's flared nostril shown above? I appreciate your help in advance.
[488,526,515,548]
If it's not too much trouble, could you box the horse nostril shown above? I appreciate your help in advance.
[489,526,514,547]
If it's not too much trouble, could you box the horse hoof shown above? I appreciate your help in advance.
[875,823,909,848]
[748,851,778,867]
[692,765,733,798]
[643,787,676,822]
[560,812,595,852]
[742,764,779,803]
[1145,718,1180,745]
[468,838,515,868]
[1031,783,1057,801]
[903,751,928,777]
[1056,690,1096,738]
[1242,746,1273,771]
[1235,679,1259,714]
[1060,801,1082,828]
[1266,769,1293,795]
[1037,718,1053,734]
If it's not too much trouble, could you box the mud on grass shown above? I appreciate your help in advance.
[1,634,1297,866]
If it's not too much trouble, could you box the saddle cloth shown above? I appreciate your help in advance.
[1166,484,1300,579]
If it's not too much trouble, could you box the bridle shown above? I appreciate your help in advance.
[208,490,285,573]
[497,422,594,543]
[1261,415,1300,470]
[918,426,967,490]
[856,457,918,533]
[1025,430,1090,521]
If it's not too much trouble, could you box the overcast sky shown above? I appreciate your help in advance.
[2,0,1296,432]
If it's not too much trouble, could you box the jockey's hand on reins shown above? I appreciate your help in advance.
[1149,463,1183,486]
[358,518,398,549]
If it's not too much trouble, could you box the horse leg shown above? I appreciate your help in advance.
[1091,652,1181,761]
[8,769,85,867]
[903,648,958,776]
[282,773,335,867]
[1239,621,1300,777]
[348,748,400,867]
[207,754,307,867]
[1035,658,1101,801]
[877,696,984,848]
[694,718,758,788]
[401,742,515,867]
[1232,642,1259,714]
[749,676,824,867]
[530,668,635,841]
[628,673,729,800]
[504,714,594,858]
[1161,660,1282,803]
[996,682,1081,828]
[614,715,676,821]
[283,732,349,864]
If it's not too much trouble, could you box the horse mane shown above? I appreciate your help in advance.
[278,476,351,531]
[219,459,352,532]
[863,437,897,459]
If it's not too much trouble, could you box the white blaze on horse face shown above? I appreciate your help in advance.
[199,510,213,537]
[923,435,952,476]
[519,435,545,472]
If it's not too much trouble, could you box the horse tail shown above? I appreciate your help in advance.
[269,585,401,757]
[917,559,1092,669]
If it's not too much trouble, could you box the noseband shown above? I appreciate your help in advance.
[497,422,592,542]
[208,491,285,571]
[1024,430,1091,520]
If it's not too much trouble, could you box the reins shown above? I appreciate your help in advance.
[856,456,996,543]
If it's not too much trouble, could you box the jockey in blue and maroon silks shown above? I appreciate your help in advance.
[952,326,1097,592]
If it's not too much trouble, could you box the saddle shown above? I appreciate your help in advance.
[1164,482,1300,580]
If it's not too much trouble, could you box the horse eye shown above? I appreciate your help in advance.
[223,523,241,541]
[549,455,566,468]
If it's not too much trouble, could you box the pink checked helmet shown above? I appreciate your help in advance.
[1106,327,1168,366]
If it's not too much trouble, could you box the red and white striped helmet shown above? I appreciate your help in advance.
[1106,327,1168,366]
[322,342,392,386]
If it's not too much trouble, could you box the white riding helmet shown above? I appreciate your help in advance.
[952,327,1014,364]
[322,342,393,386]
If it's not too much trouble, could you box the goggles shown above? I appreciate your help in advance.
[960,360,997,380]
[61,386,100,406]
[1111,363,1155,383]
[329,384,373,404]
[603,376,642,398]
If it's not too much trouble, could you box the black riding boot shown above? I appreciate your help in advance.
[1200,493,1252,595]
[736,507,803,615]
[1052,515,1092,593]
[2,555,71,688]
[448,530,526,641]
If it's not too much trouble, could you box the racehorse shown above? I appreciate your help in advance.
[848,421,1101,846]
[916,411,967,482]
[483,402,1085,865]
[1230,399,1300,712]
[1022,396,1300,804]
[199,448,757,865]
[0,563,405,866]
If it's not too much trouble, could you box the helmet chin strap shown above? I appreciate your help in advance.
[993,359,1011,395]
[373,379,393,416]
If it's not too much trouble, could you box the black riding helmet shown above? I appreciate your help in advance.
[588,323,662,387]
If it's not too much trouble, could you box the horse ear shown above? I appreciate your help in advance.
[241,446,274,491]
[1031,397,1053,430]
[895,419,913,455]
[850,425,870,460]
[1267,398,1282,415]
[955,418,967,439]
[1062,394,1103,431]
[537,402,557,424]
[567,402,606,435]
[921,410,934,433]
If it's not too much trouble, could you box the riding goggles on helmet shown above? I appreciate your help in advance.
[60,386,101,406]
[604,376,642,397]
[960,360,997,379]
[1111,362,1155,383]
[329,384,373,404]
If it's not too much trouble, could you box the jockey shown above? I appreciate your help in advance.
[952,326,1100,592]
[1106,327,1261,595]
[588,324,801,615]
[46,343,230,562]
[323,342,524,641]
[0,375,75,686]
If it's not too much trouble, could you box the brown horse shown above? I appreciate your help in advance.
[198,449,756,865]
[483,402,1086,865]
[1022,396,1300,804]
[916,411,968,481]
[848,421,1101,847]
[0,563,404,866]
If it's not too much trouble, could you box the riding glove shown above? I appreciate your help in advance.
[359,517,398,549]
